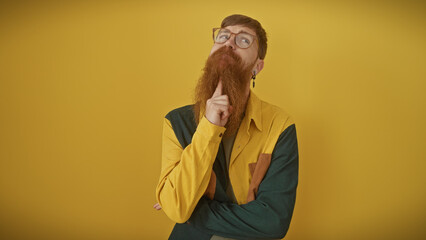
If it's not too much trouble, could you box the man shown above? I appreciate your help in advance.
[155,14,299,239]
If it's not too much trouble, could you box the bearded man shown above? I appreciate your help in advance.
[155,14,299,240]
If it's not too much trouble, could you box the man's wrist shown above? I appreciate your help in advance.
[197,116,226,142]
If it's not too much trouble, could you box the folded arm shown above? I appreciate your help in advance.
[189,124,299,239]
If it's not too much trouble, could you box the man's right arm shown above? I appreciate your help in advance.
[155,116,225,223]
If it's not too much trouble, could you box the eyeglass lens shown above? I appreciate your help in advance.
[214,29,254,49]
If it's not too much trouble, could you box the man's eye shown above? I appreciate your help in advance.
[218,34,229,39]
[241,38,250,44]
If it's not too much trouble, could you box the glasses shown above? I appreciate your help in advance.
[212,28,257,49]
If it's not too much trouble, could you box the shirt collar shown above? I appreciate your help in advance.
[245,90,263,131]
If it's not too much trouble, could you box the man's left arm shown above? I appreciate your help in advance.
[189,124,299,239]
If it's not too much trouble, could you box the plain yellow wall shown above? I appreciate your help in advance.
[0,1,425,239]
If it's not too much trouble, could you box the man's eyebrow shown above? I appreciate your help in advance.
[224,29,254,35]
[238,30,252,34]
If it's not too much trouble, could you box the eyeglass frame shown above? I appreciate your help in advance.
[212,27,258,49]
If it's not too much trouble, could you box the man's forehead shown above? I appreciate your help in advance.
[223,25,256,36]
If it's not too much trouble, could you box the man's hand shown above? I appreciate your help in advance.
[153,203,162,210]
[205,80,233,127]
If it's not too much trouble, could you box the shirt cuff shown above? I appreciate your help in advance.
[197,116,226,142]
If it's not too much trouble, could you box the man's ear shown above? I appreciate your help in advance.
[254,59,264,75]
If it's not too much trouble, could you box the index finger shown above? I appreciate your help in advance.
[212,79,223,98]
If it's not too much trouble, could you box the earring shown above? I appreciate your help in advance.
[252,71,256,88]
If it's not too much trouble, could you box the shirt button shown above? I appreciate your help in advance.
[219,133,223,137]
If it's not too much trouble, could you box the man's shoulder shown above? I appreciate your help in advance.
[165,104,195,121]
[252,97,297,154]
[259,99,295,128]
[164,105,197,147]
[164,104,197,132]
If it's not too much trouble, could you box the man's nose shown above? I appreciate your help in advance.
[224,35,236,50]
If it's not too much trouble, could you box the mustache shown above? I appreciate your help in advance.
[209,46,242,64]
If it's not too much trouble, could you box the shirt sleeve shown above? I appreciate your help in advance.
[188,124,299,239]
[155,116,226,223]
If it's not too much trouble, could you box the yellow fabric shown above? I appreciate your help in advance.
[155,91,294,223]
[156,116,225,223]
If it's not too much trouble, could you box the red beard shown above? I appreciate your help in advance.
[194,46,255,136]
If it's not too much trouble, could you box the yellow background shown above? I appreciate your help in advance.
[0,1,425,239]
